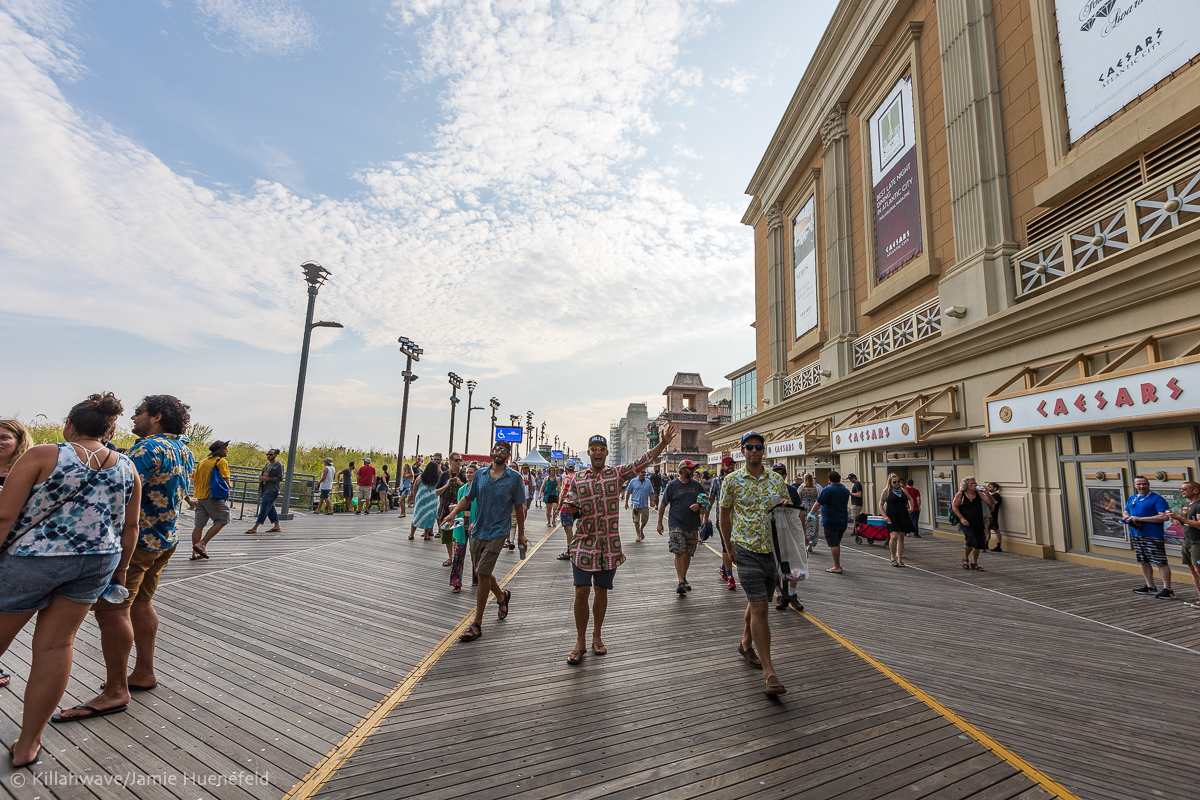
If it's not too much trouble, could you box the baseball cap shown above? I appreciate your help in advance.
[740,430,764,445]
[565,462,576,471]
[588,434,608,447]
[721,455,735,466]
[324,457,333,464]
[772,463,787,474]
[846,473,857,480]
[363,457,371,464]
[679,459,697,470]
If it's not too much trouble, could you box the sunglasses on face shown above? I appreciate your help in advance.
[743,444,764,451]
[589,446,607,453]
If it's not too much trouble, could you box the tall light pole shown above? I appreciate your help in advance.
[447,372,463,454]
[396,337,422,472]
[281,261,343,520]
[525,411,534,456]
[464,380,484,455]
[489,397,500,447]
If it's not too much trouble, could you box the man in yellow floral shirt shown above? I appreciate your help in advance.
[60,396,196,722]
[718,430,789,696]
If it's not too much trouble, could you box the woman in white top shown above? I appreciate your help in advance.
[0,393,141,768]
[317,458,335,515]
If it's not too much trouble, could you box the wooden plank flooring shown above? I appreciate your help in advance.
[1,506,1195,800]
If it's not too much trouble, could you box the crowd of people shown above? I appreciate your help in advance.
[3,394,1200,768]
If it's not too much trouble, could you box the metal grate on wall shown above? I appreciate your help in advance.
[1025,121,1200,246]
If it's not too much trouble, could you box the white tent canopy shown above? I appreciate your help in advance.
[518,449,550,466]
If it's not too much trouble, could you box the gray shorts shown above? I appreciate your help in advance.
[195,497,231,527]
[0,550,121,614]
[632,507,650,525]
[733,545,777,603]
[669,528,699,556]
[1183,540,1200,568]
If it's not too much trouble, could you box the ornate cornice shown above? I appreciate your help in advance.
[821,104,848,150]
[766,200,785,232]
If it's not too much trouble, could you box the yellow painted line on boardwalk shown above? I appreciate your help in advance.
[283,526,560,800]
[700,542,1080,800]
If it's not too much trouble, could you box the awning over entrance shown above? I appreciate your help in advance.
[765,417,832,457]
[831,387,958,451]
[986,325,1200,435]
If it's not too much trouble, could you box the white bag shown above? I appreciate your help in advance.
[771,505,810,582]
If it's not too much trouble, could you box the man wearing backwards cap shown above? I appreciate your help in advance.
[718,430,789,695]
[561,424,677,665]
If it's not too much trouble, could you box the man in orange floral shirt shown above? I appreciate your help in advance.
[561,423,676,665]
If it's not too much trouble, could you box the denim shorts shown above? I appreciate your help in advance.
[572,564,616,590]
[0,550,122,614]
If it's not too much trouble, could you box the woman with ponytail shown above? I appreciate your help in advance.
[0,393,141,767]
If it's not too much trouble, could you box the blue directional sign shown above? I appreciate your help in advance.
[494,426,523,443]
[551,449,564,459]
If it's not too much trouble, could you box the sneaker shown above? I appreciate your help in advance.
[727,576,737,591]
[719,565,728,581]
[990,545,1002,552]
[676,582,687,595]
[1155,588,1176,599]
[684,580,692,592]
[775,595,789,611]
[913,532,922,538]
[1133,585,1157,594]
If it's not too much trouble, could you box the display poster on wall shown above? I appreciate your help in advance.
[792,197,818,339]
[1054,1,1200,141]
[1157,488,1188,545]
[934,481,954,523]
[1087,486,1128,543]
[869,76,923,283]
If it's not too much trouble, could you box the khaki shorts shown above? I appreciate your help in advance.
[357,486,372,503]
[632,507,649,525]
[469,536,507,577]
[1182,540,1200,568]
[93,545,177,611]
[194,497,230,526]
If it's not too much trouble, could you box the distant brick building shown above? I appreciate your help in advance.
[651,373,730,471]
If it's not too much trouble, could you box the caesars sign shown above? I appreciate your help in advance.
[869,77,923,282]
[793,197,818,339]
[833,416,918,452]
[986,358,1200,434]
[1055,0,1200,141]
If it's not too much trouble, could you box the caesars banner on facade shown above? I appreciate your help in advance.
[1055,1,1200,141]
[869,77,922,282]
[793,197,818,339]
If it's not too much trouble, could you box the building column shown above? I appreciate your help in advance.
[819,103,856,381]
[936,0,1019,333]
[763,201,789,405]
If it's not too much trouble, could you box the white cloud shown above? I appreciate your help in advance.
[193,0,318,55]
[712,66,755,94]
[0,0,753,382]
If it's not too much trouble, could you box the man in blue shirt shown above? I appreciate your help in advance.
[1124,476,1174,598]
[809,471,851,574]
[623,466,654,541]
[442,441,527,641]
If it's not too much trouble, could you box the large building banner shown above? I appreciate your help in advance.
[869,76,922,283]
[792,196,818,339]
[1055,1,1200,142]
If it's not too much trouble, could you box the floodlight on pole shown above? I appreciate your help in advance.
[396,337,422,471]
[463,379,483,455]
[447,372,463,454]
[489,397,500,446]
[281,261,341,520]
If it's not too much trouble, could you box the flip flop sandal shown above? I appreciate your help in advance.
[100,681,157,691]
[592,642,607,655]
[51,704,128,723]
[738,644,762,668]
[567,649,585,665]
[0,670,10,690]
[497,590,511,620]
[442,560,452,567]
[192,545,209,560]
[8,743,42,769]
[824,568,843,574]
[459,623,482,642]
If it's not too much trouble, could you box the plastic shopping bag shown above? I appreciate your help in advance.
[771,504,809,582]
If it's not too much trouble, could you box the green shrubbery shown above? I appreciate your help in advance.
[22,418,412,477]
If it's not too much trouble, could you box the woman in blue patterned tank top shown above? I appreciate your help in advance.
[0,393,142,768]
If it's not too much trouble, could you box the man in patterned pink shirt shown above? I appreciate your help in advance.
[561,423,677,665]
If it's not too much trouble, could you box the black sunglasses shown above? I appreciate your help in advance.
[743,443,764,451]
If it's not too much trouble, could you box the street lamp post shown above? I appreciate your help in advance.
[396,337,422,472]
[489,397,500,447]
[447,372,463,454]
[463,380,485,455]
[525,411,534,456]
[280,261,343,520]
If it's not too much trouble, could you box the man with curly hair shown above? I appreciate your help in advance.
[56,395,196,721]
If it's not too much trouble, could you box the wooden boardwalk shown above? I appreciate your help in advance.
[0,506,1195,800]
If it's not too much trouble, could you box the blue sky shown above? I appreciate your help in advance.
[0,0,836,457]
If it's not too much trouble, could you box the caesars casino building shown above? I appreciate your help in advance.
[708,0,1200,577]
